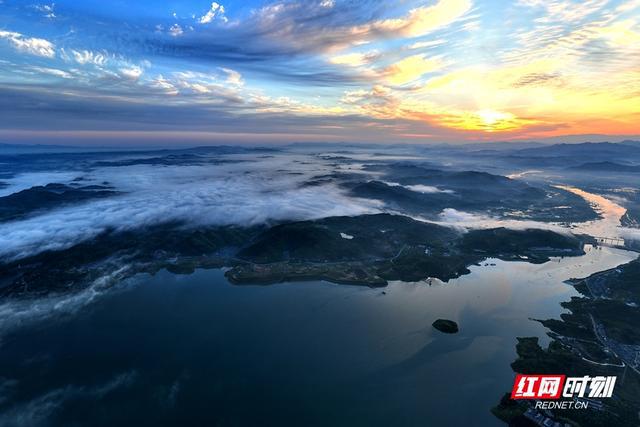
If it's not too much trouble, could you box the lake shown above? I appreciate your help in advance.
[0,245,635,427]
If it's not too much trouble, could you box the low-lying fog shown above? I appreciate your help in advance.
[0,145,638,262]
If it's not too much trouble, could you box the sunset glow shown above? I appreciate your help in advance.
[1,0,639,144]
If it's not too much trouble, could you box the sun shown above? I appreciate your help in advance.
[477,109,513,127]
[441,108,528,132]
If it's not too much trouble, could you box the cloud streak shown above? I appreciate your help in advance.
[0,31,55,57]
[0,371,138,426]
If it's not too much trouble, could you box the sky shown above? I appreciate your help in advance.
[0,0,639,145]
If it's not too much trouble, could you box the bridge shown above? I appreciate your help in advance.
[593,236,625,248]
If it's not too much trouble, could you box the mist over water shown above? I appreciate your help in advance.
[0,153,383,260]
[2,147,637,262]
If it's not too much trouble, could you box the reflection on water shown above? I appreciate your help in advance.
[554,185,627,239]
[506,170,543,179]
[0,246,636,427]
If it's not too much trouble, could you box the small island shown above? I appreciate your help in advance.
[432,319,459,334]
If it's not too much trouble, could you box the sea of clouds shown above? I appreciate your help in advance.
[0,153,383,261]
[2,150,638,262]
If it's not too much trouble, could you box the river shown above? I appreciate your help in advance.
[554,185,628,239]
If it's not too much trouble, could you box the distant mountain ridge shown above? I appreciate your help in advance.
[514,142,640,157]
[568,161,640,173]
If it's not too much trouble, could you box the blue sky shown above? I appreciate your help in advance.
[1,0,639,145]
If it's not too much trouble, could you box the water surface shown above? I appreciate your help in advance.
[0,246,635,427]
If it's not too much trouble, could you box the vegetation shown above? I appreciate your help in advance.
[0,214,586,296]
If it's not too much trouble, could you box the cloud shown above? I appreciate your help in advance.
[30,67,72,79]
[64,49,150,83]
[144,0,470,81]
[1,0,635,142]
[199,2,228,24]
[258,0,471,52]
[357,0,472,39]
[408,39,446,49]
[438,208,484,224]
[169,24,184,37]
[220,67,243,86]
[0,83,367,138]
[70,49,108,66]
[340,84,400,118]
[518,0,607,23]
[596,19,640,47]
[434,208,573,234]
[621,227,640,242]
[119,65,143,80]
[169,70,244,100]
[0,31,55,58]
[34,3,56,19]
[383,181,454,194]
[383,54,442,85]
[0,155,382,260]
[616,0,640,13]
[151,75,179,95]
[512,72,562,87]
[330,51,380,67]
